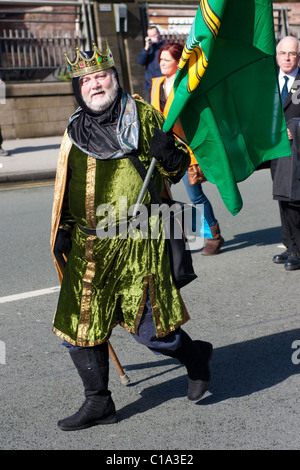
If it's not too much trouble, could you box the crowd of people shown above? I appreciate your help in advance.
[137,29,300,267]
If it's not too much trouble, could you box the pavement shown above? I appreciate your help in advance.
[0,136,62,183]
[0,135,299,450]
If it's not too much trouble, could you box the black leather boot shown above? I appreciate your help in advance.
[166,330,213,401]
[284,252,300,270]
[57,343,117,431]
[273,249,289,264]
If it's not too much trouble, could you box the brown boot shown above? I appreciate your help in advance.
[201,222,224,255]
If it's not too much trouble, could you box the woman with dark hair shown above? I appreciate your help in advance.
[151,42,224,255]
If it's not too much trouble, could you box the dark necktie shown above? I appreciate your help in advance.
[281,75,289,103]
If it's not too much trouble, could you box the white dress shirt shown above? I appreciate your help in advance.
[278,67,299,93]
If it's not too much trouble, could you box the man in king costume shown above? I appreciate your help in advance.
[50,41,213,431]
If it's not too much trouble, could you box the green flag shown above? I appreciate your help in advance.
[163,0,291,215]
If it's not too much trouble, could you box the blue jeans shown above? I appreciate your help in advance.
[182,171,217,228]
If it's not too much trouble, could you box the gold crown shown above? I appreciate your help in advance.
[64,40,115,78]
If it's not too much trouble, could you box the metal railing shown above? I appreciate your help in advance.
[148,4,293,43]
[273,6,291,41]
[160,31,188,44]
[0,0,95,80]
[0,29,82,70]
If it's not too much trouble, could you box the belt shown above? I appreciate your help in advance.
[78,224,97,236]
[78,217,150,237]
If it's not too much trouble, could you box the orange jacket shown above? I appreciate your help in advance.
[150,76,197,165]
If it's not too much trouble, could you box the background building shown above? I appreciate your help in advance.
[0,0,299,138]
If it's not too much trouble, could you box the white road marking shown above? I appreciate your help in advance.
[0,286,60,304]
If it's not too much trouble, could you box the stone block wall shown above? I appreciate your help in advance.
[274,2,300,24]
[2,1,300,140]
[0,82,77,139]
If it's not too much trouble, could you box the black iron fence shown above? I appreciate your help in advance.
[0,29,82,69]
[0,0,94,80]
[147,4,293,43]
[0,2,297,81]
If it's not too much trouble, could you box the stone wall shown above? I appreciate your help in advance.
[274,2,300,36]
[0,82,77,139]
[93,2,146,96]
[274,1,300,24]
[2,1,300,140]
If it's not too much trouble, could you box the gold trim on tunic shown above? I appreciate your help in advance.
[76,156,97,346]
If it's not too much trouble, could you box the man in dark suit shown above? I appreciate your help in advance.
[272,36,300,270]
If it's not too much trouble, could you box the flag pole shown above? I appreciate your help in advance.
[132,157,157,217]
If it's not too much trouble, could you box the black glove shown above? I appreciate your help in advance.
[149,127,184,171]
[54,229,72,267]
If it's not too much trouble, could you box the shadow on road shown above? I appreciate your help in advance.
[8,144,61,155]
[221,226,281,252]
[118,329,300,420]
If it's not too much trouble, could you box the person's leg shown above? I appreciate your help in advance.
[132,293,213,401]
[182,171,217,227]
[285,203,300,251]
[57,341,117,431]
[182,172,224,255]
[283,202,300,270]
[273,201,292,263]
[163,329,213,401]
[132,295,181,353]
[279,201,289,249]
[0,125,9,156]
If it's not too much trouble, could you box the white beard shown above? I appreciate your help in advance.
[83,74,119,112]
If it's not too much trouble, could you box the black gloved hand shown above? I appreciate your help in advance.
[149,127,184,171]
[54,229,72,267]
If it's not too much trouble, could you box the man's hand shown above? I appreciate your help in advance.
[54,229,72,267]
[149,128,184,171]
[287,128,293,140]
[144,37,152,51]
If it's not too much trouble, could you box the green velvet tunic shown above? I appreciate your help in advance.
[52,99,190,346]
